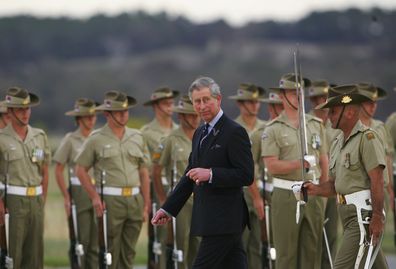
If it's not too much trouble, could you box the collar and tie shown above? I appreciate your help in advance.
[199,123,210,148]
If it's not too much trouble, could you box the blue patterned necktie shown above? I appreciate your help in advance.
[200,123,210,148]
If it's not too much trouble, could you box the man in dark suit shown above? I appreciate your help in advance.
[152,76,254,269]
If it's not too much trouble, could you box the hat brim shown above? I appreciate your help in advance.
[258,98,282,104]
[65,102,100,116]
[143,90,179,106]
[316,94,372,109]
[172,108,197,114]
[4,93,40,108]
[376,87,387,100]
[95,96,137,111]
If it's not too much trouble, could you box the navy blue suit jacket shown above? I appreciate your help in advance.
[162,113,254,236]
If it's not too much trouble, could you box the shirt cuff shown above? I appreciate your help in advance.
[208,168,213,183]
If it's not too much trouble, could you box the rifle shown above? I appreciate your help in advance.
[151,202,162,267]
[261,167,276,269]
[67,167,84,269]
[393,161,396,247]
[98,169,112,269]
[0,151,13,268]
[166,145,183,269]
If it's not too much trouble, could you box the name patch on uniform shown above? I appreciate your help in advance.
[366,132,375,140]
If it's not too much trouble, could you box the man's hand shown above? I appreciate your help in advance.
[369,213,384,245]
[187,168,211,185]
[64,193,71,217]
[253,197,264,220]
[151,209,172,225]
[0,199,4,225]
[303,181,318,196]
[92,195,104,217]
[143,204,150,222]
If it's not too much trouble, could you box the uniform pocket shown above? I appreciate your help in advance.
[128,147,143,164]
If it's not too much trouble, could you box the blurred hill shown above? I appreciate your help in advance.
[0,8,395,134]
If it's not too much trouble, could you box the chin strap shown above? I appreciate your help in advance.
[282,90,298,110]
[109,112,124,127]
[11,109,27,126]
[335,105,346,129]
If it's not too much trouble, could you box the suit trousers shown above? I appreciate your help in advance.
[192,233,247,269]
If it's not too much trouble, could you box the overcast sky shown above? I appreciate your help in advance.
[1,0,395,25]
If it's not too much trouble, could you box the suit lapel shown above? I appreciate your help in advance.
[192,124,205,163]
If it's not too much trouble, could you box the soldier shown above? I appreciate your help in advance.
[251,89,284,268]
[53,98,99,268]
[306,84,389,268]
[75,90,151,268]
[153,95,201,269]
[0,103,9,129]
[307,80,340,269]
[141,87,179,269]
[229,83,265,269]
[261,73,328,269]
[0,87,51,268]
[358,83,394,215]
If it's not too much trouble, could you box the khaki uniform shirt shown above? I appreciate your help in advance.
[370,119,394,157]
[53,129,86,177]
[385,112,396,153]
[75,124,150,187]
[329,120,386,194]
[140,118,178,163]
[251,122,267,181]
[234,115,265,137]
[158,127,191,185]
[261,111,327,181]
[0,125,51,186]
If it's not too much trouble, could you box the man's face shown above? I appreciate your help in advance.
[309,95,327,108]
[280,89,298,109]
[9,107,31,126]
[237,100,261,116]
[267,103,284,119]
[180,113,201,130]
[106,110,129,126]
[79,115,97,130]
[361,101,377,118]
[191,87,221,123]
[154,98,175,117]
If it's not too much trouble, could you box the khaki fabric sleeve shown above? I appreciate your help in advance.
[43,132,52,165]
[75,138,95,168]
[261,126,280,157]
[319,123,328,155]
[383,125,395,156]
[139,138,151,168]
[52,135,71,164]
[158,136,171,168]
[360,131,386,173]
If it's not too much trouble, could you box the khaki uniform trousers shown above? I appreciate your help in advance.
[175,197,200,269]
[321,196,338,269]
[8,195,44,269]
[105,193,144,269]
[242,189,262,269]
[72,185,98,269]
[335,204,388,269]
[271,188,324,269]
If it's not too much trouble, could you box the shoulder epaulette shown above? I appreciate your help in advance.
[306,114,323,123]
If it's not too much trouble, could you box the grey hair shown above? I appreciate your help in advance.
[188,76,221,100]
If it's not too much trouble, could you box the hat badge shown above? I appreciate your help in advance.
[5,96,11,103]
[22,97,30,105]
[341,95,352,104]
[178,100,184,108]
[372,91,378,100]
[237,89,244,96]
[105,100,112,107]
[122,100,128,108]
[252,91,258,99]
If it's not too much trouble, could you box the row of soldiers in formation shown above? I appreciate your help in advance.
[0,73,395,269]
